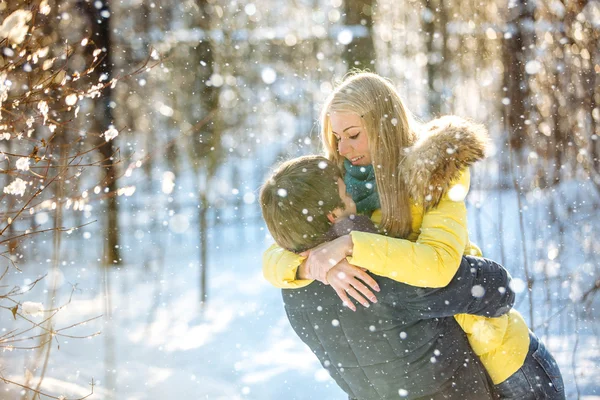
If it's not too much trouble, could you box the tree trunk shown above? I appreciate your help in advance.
[343,0,376,70]
[438,0,449,115]
[194,0,221,305]
[81,0,121,265]
[589,49,599,171]
[199,190,208,305]
[552,81,563,186]
[423,0,441,116]
[501,0,535,152]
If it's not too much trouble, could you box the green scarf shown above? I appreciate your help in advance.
[344,159,380,214]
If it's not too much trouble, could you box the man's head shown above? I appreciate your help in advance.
[260,155,356,253]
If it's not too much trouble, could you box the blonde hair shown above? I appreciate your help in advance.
[320,72,418,238]
[260,155,345,253]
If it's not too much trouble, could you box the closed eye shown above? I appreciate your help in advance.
[332,132,360,140]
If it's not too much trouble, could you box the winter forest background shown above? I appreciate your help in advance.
[0,0,599,399]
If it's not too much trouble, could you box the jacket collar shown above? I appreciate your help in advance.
[400,116,489,209]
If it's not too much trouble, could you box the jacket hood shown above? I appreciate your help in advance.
[400,115,489,209]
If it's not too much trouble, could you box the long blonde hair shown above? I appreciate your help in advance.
[320,72,418,238]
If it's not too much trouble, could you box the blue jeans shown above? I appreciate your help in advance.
[494,331,565,399]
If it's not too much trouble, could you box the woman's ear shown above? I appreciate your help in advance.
[327,212,336,224]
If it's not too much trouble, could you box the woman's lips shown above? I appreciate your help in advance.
[350,155,364,165]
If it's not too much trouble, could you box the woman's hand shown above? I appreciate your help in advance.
[327,259,380,311]
[301,235,354,284]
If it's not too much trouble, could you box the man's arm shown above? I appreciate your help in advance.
[398,255,515,319]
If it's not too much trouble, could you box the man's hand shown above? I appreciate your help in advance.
[301,235,353,284]
[327,259,379,312]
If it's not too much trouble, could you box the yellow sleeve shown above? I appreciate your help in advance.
[348,169,471,288]
[262,243,313,289]
[454,314,508,355]
[466,240,483,257]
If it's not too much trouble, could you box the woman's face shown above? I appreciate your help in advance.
[330,112,371,166]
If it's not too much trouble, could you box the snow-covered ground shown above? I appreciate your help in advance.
[2,178,599,399]
[3,220,345,399]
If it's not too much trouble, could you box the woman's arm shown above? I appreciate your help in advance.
[264,169,472,298]
[291,169,472,299]
[262,236,356,288]
[262,243,313,289]
[263,243,379,308]
[348,169,472,288]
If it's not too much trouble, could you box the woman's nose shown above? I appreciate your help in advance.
[338,139,351,156]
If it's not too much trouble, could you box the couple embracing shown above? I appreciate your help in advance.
[259,72,564,400]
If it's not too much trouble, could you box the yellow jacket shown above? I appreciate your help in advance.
[263,168,529,384]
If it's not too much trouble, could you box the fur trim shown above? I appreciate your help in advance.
[400,115,489,209]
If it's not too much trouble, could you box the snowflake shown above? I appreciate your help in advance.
[471,285,485,298]
[65,93,78,106]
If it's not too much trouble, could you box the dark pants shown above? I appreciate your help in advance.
[494,331,565,400]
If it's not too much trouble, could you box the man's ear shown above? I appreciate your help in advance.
[327,212,336,224]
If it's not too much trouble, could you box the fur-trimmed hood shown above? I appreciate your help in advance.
[400,115,489,209]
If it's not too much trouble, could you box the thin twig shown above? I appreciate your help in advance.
[0,375,94,400]
[0,221,97,246]
[533,279,599,331]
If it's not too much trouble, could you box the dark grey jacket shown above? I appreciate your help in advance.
[282,217,514,400]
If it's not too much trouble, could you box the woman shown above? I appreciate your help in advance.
[263,72,564,399]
